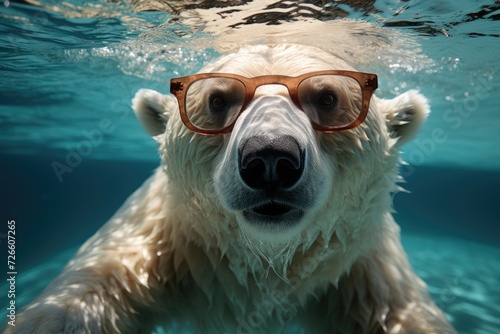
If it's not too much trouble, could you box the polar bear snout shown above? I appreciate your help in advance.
[237,135,307,225]
[213,95,331,234]
[239,135,304,191]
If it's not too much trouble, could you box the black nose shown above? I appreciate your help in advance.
[239,135,304,190]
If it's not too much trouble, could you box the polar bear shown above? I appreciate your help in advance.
[8,44,455,334]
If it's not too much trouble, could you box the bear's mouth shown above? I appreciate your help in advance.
[243,201,304,225]
[251,201,293,216]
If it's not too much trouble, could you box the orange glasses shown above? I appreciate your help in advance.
[170,70,378,136]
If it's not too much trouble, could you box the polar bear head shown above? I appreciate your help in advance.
[133,44,428,254]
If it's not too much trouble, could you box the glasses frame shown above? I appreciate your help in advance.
[170,70,378,136]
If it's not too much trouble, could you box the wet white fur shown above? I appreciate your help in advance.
[8,44,455,334]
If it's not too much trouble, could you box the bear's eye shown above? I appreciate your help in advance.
[209,94,227,112]
[315,91,338,109]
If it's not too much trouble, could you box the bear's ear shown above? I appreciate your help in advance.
[132,89,177,138]
[375,90,430,147]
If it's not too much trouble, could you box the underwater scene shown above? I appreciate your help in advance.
[1,0,499,333]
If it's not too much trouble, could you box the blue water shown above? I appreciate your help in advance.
[1,0,499,333]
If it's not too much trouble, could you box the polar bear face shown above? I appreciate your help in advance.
[211,77,333,242]
[133,44,429,249]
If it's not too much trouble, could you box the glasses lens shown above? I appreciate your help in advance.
[185,77,246,132]
[298,75,363,129]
